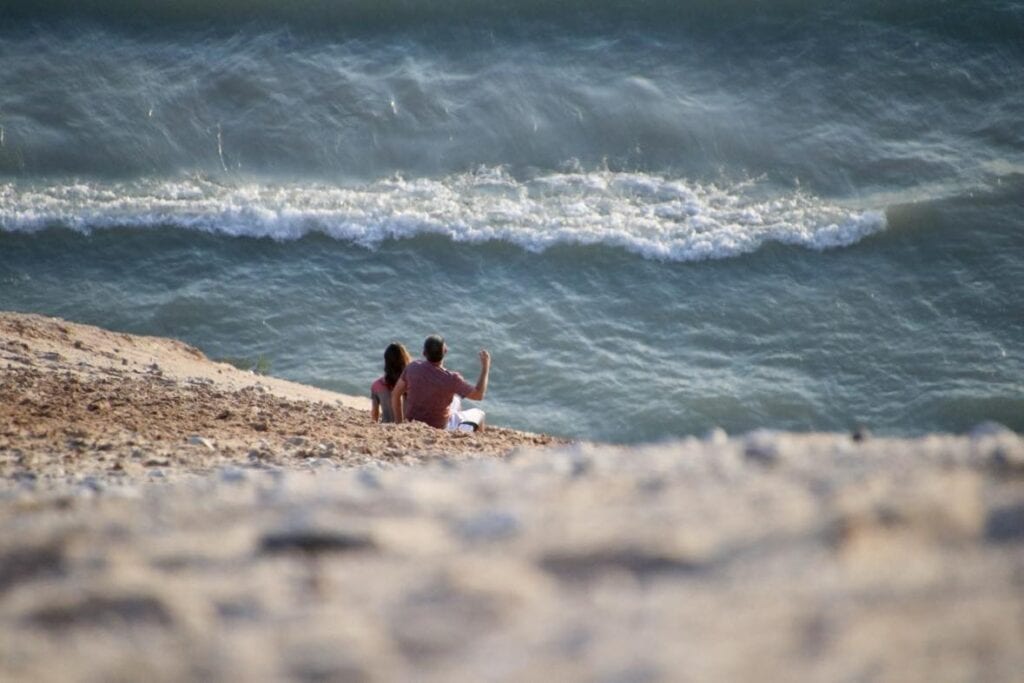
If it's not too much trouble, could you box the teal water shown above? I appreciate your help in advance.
[2,185,1021,442]
[1,2,1022,441]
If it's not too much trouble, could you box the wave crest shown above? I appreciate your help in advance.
[0,170,885,262]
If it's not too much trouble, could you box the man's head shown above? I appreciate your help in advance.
[423,335,446,364]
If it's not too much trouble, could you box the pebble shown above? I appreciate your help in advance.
[984,503,1024,543]
[539,547,705,582]
[258,528,375,555]
[357,469,382,489]
[967,422,1024,473]
[0,541,66,593]
[637,475,666,494]
[218,467,247,484]
[743,430,780,465]
[187,436,215,451]
[991,446,1024,473]
[24,593,175,631]
[969,421,1014,439]
[704,427,728,446]
[77,476,104,494]
[552,451,592,479]
[455,510,521,542]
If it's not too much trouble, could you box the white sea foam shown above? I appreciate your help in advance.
[0,170,886,261]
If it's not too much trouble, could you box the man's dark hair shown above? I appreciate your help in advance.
[423,335,445,363]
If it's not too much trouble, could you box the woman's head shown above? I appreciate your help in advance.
[383,342,411,389]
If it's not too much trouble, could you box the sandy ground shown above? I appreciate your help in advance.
[1,312,1023,682]
[0,313,562,480]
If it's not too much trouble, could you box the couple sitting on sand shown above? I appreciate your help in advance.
[370,335,490,432]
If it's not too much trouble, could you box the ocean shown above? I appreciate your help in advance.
[1,0,1022,442]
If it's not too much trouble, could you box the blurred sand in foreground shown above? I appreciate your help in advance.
[1,312,1022,682]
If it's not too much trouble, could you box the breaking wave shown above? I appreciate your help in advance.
[0,170,885,262]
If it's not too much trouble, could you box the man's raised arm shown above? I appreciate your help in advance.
[464,350,491,401]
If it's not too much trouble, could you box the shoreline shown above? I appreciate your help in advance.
[0,311,566,486]
[2,311,1022,681]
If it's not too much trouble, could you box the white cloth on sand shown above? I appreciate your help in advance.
[447,395,485,432]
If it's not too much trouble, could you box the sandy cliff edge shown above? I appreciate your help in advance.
[0,311,565,480]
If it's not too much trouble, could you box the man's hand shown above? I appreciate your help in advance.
[466,349,491,401]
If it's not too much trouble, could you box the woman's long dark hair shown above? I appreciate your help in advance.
[384,342,411,389]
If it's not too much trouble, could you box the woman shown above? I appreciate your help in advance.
[371,342,410,423]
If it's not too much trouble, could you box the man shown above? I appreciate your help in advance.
[391,335,490,431]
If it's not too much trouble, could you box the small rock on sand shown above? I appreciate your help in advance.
[258,528,375,555]
[187,435,216,451]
